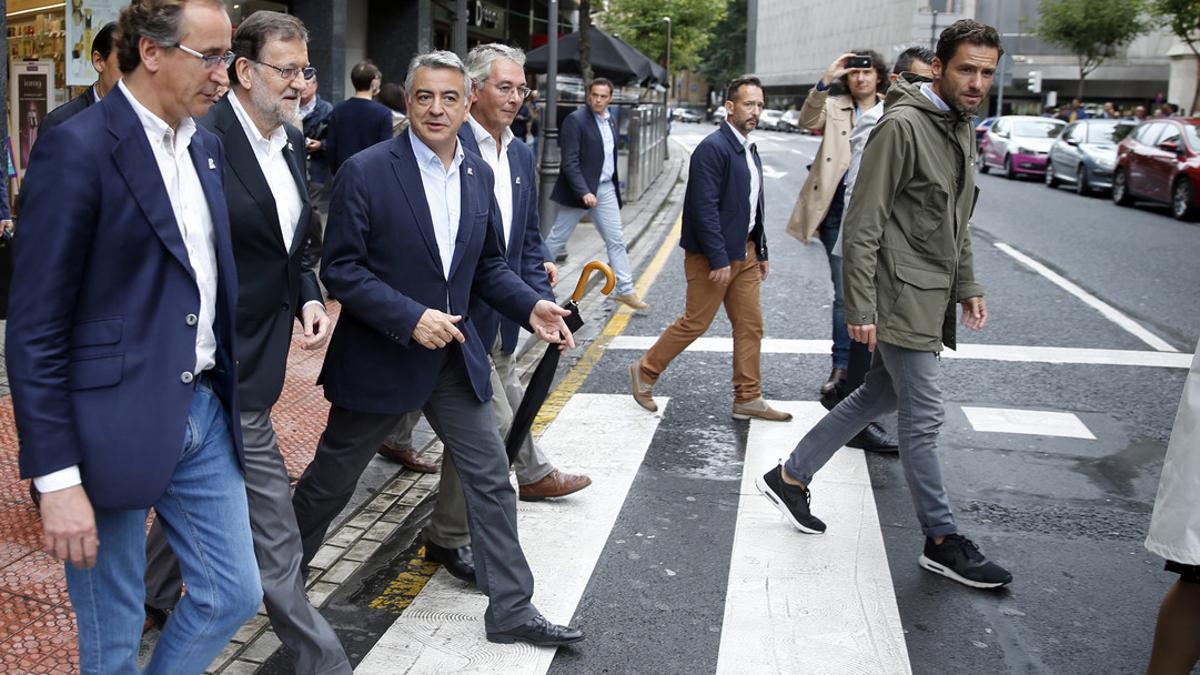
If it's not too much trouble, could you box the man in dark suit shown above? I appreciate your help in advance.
[39,22,121,135]
[141,12,348,673]
[290,50,584,647]
[629,76,792,423]
[4,1,262,671]
[324,60,393,175]
[544,77,647,311]
[300,73,333,273]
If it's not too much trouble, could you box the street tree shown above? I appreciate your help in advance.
[696,0,747,100]
[599,0,727,82]
[1035,0,1151,100]
[1147,0,1200,113]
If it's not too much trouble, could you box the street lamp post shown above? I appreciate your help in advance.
[663,16,672,103]
[538,0,561,238]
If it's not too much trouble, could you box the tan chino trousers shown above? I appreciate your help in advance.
[639,241,764,403]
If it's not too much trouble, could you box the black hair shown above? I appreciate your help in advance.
[93,22,119,59]
[725,75,762,102]
[838,49,888,93]
[935,19,1003,66]
[351,61,381,92]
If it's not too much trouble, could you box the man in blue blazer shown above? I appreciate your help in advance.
[290,50,584,647]
[38,22,121,136]
[544,78,648,310]
[4,1,262,671]
[629,76,792,423]
[324,60,393,175]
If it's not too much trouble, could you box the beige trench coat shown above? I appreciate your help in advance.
[785,89,879,244]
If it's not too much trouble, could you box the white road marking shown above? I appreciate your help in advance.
[993,241,1178,353]
[717,401,910,675]
[761,165,788,179]
[604,335,1193,369]
[354,394,667,675]
[961,406,1096,440]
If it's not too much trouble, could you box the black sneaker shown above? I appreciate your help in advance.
[918,534,1012,589]
[755,464,826,534]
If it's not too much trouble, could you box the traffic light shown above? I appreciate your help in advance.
[1027,71,1043,94]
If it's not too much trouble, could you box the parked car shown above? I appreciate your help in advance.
[1045,119,1135,195]
[673,108,703,124]
[978,115,1065,179]
[1112,117,1200,221]
[758,109,784,131]
[779,109,802,133]
[974,116,997,150]
[711,107,728,125]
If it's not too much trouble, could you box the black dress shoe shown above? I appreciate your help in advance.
[847,422,899,452]
[425,541,476,585]
[820,367,847,396]
[143,605,172,633]
[487,614,584,646]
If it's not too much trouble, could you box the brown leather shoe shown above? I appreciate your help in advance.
[732,398,793,422]
[629,362,658,412]
[376,445,439,474]
[519,469,592,502]
[613,293,649,310]
[820,367,847,395]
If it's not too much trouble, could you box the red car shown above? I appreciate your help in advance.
[1113,117,1200,221]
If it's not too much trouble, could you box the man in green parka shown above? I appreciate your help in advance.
[756,19,1013,590]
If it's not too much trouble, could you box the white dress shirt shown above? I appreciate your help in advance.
[726,122,760,238]
[468,115,514,248]
[35,81,220,493]
[409,128,465,284]
[228,92,304,252]
[594,110,616,184]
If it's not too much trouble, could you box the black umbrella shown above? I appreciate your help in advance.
[505,261,616,462]
[526,27,665,87]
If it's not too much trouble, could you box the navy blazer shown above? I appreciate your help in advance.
[39,86,98,136]
[325,98,394,176]
[6,87,243,510]
[302,94,334,186]
[459,124,554,355]
[317,130,543,414]
[680,123,769,269]
[550,105,622,209]
[199,95,322,411]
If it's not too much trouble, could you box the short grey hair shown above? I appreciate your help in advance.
[464,43,526,86]
[404,50,472,99]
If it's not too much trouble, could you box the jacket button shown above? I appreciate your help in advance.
[185,313,198,326]
[180,371,194,384]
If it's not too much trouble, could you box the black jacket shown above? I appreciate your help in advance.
[198,95,323,411]
[39,87,98,136]
[325,97,393,175]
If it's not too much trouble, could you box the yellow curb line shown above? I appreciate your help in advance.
[530,212,684,436]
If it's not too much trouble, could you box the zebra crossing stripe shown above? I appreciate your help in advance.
[716,401,911,675]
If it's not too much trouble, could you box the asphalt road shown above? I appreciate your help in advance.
[537,123,1197,675]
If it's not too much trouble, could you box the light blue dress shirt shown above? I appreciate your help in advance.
[594,110,615,184]
[409,128,465,281]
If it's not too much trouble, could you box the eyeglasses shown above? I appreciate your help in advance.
[173,43,236,70]
[485,80,532,101]
[254,60,317,82]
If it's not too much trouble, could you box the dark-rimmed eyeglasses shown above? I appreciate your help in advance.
[254,60,317,82]
[485,80,532,101]
[173,43,236,70]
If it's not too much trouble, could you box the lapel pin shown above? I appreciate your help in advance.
[287,141,294,151]
[515,176,521,185]
[208,158,216,170]
[467,166,474,176]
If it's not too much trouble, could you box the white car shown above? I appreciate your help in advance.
[759,109,784,131]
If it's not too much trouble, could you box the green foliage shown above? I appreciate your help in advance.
[696,0,747,91]
[1147,0,1200,57]
[1036,0,1150,95]
[599,0,728,77]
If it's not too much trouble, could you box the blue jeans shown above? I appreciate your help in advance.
[818,182,850,370]
[544,181,635,296]
[66,380,262,674]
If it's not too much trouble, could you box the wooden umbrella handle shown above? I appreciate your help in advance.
[571,260,616,303]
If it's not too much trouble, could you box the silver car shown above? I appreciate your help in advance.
[1045,119,1135,195]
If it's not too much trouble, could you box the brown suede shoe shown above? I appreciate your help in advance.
[519,469,592,502]
[376,446,440,474]
[613,293,649,310]
[732,398,793,422]
[629,362,658,412]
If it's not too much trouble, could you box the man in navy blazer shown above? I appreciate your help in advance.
[544,78,648,310]
[4,1,262,671]
[324,60,393,175]
[38,22,121,137]
[629,76,793,423]
[290,50,584,647]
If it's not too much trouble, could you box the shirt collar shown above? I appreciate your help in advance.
[118,79,197,153]
[725,121,750,148]
[408,127,465,173]
[593,108,610,122]
[468,114,513,153]
[92,84,103,102]
[228,90,288,155]
[920,82,952,112]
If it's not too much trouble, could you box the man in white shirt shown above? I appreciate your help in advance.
[5,1,264,671]
[139,12,348,673]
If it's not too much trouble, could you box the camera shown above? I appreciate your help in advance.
[848,55,873,70]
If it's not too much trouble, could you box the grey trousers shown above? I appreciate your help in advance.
[291,351,540,632]
[144,409,350,675]
[391,337,556,549]
[783,341,958,538]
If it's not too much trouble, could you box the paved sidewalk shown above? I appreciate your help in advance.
[0,152,686,673]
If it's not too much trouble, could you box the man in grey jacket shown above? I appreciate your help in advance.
[757,20,1013,590]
